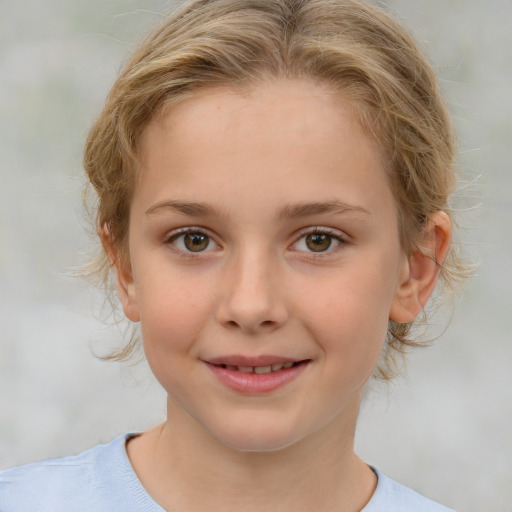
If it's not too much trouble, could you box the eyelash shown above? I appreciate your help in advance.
[164,227,220,258]
[163,226,348,258]
[291,227,348,256]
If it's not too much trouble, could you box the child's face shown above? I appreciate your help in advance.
[119,79,411,452]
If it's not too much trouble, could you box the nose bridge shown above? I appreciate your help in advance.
[218,241,288,332]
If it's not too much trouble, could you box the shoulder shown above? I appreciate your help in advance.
[363,468,455,512]
[0,435,132,512]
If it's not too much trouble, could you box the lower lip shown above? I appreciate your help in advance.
[205,361,309,394]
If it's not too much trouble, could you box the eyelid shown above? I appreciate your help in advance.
[164,225,210,239]
[164,226,221,254]
[162,225,348,256]
[290,226,349,254]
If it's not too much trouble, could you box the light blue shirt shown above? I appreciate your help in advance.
[0,435,454,511]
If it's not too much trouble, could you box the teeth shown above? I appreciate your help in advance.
[254,365,272,374]
[221,362,297,373]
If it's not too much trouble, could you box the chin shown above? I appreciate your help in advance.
[208,416,304,453]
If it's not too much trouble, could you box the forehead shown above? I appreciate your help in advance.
[135,79,395,223]
[141,79,371,154]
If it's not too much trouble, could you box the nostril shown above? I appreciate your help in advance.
[222,318,277,333]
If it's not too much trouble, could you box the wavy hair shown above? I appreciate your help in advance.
[84,0,471,378]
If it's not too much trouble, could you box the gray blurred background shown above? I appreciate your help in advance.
[0,1,511,511]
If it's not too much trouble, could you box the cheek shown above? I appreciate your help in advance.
[300,265,394,329]
[137,278,216,397]
[136,272,216,359]
[295,266,395,364]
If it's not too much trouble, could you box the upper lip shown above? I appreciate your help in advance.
[204,355,306,367]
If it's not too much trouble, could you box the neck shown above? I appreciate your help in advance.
[127,395,376,512]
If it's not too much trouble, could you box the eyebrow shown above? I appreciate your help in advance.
[277,200,372,220]
[145,199,371,219]
[145,200,222,217]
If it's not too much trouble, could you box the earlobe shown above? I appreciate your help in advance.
[100,224,140,323]
[389,211,452,324]
[115,265,141,323]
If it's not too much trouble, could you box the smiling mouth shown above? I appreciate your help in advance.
[205,359,310,393]
[211,361,304,374]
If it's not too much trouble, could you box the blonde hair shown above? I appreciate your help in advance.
[84,0,469,378]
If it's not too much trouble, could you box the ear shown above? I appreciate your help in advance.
[389,211,452,323]
[100,225,140,323]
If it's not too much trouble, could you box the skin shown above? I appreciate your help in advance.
[111,79,451,511]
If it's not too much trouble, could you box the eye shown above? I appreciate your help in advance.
[167,229,219,253]
[293,229,344,253]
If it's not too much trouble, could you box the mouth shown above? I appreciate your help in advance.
[210,361,304,374]
[203,357,311,394]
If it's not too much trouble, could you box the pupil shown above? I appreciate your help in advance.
[306,233,331,252]
[184,233,209,252]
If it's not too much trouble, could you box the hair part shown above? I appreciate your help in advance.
[84,0,471,378]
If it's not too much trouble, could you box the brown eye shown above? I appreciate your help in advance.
[168,230,218,254]
[183,232,210,252]
[305,233,332,252]
[292,230,344,255]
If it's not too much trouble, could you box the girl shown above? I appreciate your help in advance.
[0,0,468,510]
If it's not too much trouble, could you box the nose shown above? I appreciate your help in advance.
[216,249,289,334]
